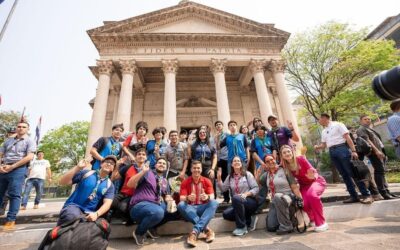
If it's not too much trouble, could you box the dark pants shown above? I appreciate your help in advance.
[218,159,230,202]
[58,204,84,225]
[368,154,389,195]
[110,193,131,219]
[0,166,27,221]
[223,195,258,229]
[329,145,370,199]
[22,178,44,207]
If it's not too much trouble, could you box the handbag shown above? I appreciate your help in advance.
[351,159,370,181]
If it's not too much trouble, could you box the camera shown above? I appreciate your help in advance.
[372,66,400,100]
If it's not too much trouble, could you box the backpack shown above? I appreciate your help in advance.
[38,217,111,250]
[355,137,372,156]
[90,137,110,166]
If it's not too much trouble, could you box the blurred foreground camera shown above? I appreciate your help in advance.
[372,66,400,100]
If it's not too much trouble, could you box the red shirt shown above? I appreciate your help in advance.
[180,176,214,205]
[120,166,137,196]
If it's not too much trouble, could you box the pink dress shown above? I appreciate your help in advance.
[291,156,326,227]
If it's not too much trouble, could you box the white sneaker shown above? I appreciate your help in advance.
[309,221,315,227]
[314,223,329,232]
[249,215,259,231]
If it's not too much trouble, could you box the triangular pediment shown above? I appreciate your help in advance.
[88,1,289,38]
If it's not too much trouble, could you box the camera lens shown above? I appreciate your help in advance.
[372,66,400,100]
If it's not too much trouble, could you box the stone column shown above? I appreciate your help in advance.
[210,58,230,129]
[86,60,114,156]
[250,59,273,124]
[162,59,178,132]
[116,59,136,131]
[132,88,145,129]
[270,59,303,148]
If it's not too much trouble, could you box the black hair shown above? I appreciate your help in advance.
[112,123,124,131]
[135,121,148,133]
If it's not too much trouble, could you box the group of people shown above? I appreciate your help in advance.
[1,99,398,247]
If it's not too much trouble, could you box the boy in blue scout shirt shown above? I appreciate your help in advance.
[57,155,116,225]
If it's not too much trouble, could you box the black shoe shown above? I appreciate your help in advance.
[342,197,360,204]
[382,193,393,200]
[0,208,5,216]
[387,192,399,198]
[276,229,294,235]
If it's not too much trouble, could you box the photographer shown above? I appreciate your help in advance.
[388,99,400,159]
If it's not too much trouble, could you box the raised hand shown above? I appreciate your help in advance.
[306,168,316,180]
[200,188,209,201]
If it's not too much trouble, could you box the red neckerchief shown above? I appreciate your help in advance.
[233,174,240,195]
[268,168,277,198]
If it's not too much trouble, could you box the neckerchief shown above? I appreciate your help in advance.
[268,169,276,198]
[256,135,269,153]
[233,174,241,194]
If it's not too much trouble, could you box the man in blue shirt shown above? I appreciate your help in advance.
[220,120,250,170]
[388,99,400,159]
[0,121,36,230]
[57,155,116,225]
[90,123,124,170]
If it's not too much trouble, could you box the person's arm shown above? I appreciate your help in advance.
[314,142,327,151]
[86,198,113,222]
[179,145,189,180]
[287,121,300,142]
[127,164,149,189]
[46,168,52,182]
[245,173,259,197]
[122,146,135,162]
[1,152,35,173]
[59,160,87,185]
[217,170,230,193]
[344,133,358,159]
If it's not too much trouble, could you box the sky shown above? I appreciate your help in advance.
[0,0,398,137]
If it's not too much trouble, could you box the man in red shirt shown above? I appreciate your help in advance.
[178,161,218,247]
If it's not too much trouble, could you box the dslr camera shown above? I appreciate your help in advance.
[372,66,400,100]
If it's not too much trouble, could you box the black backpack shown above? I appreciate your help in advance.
[355,137,372,156]
[38,217,111,250]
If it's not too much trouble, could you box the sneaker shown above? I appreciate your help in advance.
[382,193,394,200]
[33,205,39,209]
[20,206,26,210]
[204,228,215,243]
[187,231,197,247]
[232,227,248,236]
[249,215,258,231]
[360,196,374,204]
[314,223,329,232]
[132,231,146,246]
[2,221,15,231]
[372,194,384,201]
[147,228,160,239]
[342,197,360,204]
[309,221,316,227]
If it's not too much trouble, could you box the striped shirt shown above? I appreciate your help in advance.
[387,112,400,146]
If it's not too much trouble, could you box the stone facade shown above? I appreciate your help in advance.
[86,1,300,154]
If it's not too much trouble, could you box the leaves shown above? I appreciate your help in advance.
[39,121,89,173]
[0,110,23,145]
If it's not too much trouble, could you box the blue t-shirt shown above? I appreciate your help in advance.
[388,112,400,145]
[63,170,115,213]
[220,133,248,163]
[146,140,167,169]
[92,136,122,170]
[250,135,275,169]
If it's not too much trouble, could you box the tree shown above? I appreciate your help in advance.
[0,110,22,145]
[283,22,400,123]
[39,121,89,173]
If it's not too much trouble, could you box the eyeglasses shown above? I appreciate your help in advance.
[265,159,275,163]
[17,126,27,128]
[103,161,116,166]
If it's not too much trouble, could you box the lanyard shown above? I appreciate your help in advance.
[88,171,108,200]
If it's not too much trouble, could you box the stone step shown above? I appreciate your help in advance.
[1,199,399,245]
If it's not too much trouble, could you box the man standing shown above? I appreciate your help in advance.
[388,99,400,160]
[90,123,124,170]
[21,151,52,210]
[357,115,395,199]
[220,120,250,167]
[0,121,36,230]
[214,121,230,203]
[165,130,189,180]
[178,161,218,247]
[267,115,299,151]
[314,113,373,204]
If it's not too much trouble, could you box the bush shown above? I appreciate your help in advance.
[384,145,397,161]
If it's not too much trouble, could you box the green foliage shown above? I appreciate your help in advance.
[39,121,89,173]
[387,172,400,183]
[0,110,22,145]
[283,21,400,122]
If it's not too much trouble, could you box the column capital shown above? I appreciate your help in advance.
[249,59,266,75]
[269,59,286,73]
[96,60,114,76]
[161,59,179,74]
[210,58,227,74]
[119,59,137,75]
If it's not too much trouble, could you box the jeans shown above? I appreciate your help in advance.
[21,178,44,207]
[58,204,84,225]
[177,200,218,234]
[130,201,165,236]
[329,145,370,198]
[222,195,258,228]
[0,166,27,221]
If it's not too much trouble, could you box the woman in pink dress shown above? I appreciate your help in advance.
[280,145,328,232]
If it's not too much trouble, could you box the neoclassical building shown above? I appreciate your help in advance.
[86,0,300,152]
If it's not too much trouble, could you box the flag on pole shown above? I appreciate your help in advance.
[0,94,2,106]
[35,116,42,146]
[20,106,26,122]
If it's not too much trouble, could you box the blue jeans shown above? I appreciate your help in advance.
[0,166,27,221]
[130,201,165,236]
[177,200,218,234]
[329,145,370,198]
[223,195,258,228]
[21,178,44,207]
[58,204,84,226]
